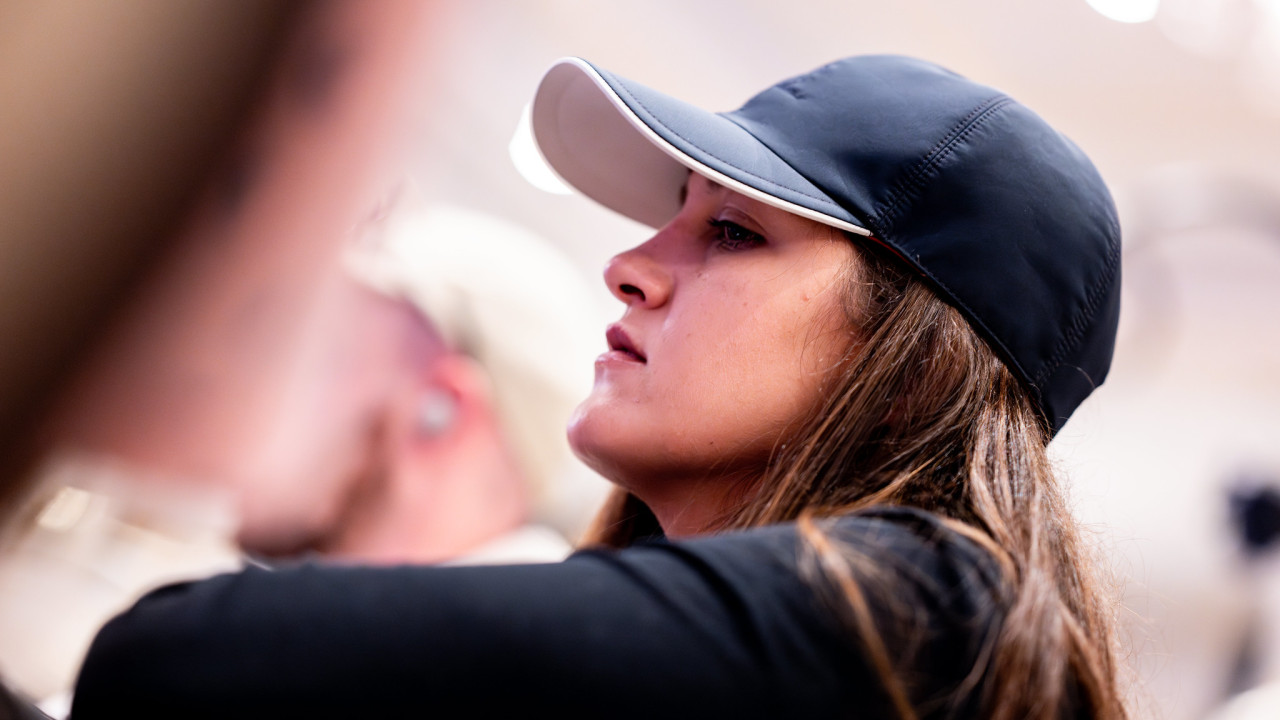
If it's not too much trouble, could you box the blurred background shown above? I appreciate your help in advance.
[2,0,1279,718]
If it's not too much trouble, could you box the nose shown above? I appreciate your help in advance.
[603,239,672,309]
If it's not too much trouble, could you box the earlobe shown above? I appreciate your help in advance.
[416,389,457,437]
[408,352,493,442]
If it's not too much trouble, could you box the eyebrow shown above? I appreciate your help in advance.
[678,173,723,205]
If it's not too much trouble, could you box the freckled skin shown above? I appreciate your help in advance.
[568,174,857,536]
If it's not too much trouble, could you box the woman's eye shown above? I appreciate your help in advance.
[708,218,766,251]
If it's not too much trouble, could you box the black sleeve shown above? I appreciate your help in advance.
[70,508,1002,719]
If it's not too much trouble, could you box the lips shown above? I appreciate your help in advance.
[605,324,646,363]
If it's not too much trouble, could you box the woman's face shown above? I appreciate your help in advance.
[568,173,858,525]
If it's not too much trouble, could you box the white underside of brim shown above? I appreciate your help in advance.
[542,58,872,238]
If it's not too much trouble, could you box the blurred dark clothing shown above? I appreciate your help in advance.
[0,680,52,720]
[1229,484,1280,555]
[72,507,1004,719]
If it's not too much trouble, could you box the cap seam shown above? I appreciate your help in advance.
[861,97,1039,397]
[871,95,1015,235]
[1031,217,1121,388]
[878,234,1037,404]
[603,74,851,215]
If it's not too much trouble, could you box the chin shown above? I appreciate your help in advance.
[566,405,609,477]
[566,401,636,488]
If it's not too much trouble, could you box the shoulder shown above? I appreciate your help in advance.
[606,505,1004,602]
[810,507,1009,639]
[586,506,1006,715]
[819,506,1007,601]
[585,505,1007,634]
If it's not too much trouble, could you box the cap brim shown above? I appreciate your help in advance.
[531,58,871,237]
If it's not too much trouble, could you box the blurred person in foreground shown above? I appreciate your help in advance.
[0,0,442,713]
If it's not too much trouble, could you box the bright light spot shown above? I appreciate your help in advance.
[509,103,573,195]
[1240,4,1280,116]
[36,486,92,531]
[1254,0,1280,19]
[1157,0,1236,58]
[1086,0,1160,23]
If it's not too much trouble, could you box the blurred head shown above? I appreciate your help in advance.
[230,275,453,556]
[335,186,607,549]
[227,180,612,560]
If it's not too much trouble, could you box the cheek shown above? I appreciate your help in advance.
[704,274,845,382]
[666,282,846,443]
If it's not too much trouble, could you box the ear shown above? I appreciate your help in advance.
[389,351,494,453]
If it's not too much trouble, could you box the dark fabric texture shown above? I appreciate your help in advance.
[70,507,1004,719]
[0,679,53,720]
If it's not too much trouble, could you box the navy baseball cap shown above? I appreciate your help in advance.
[531,55,1121,435]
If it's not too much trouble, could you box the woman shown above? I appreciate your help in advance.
[71,55,1124,719]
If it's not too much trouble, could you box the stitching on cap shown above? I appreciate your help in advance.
[776,60,841,99]
[861,99,1037,387]
[607,76,844,210]
[1031,214,1121,387]
[861,91,1118,417]
[872,95,1015,234]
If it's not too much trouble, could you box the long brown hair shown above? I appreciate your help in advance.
[583,239,1127,719]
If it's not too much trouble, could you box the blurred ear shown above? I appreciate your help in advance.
[390,352,494,454]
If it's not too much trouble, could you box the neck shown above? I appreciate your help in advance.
[317,430,530,565]
[637,470,758,539]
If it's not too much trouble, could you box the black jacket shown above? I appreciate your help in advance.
[71,507,1003,719]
